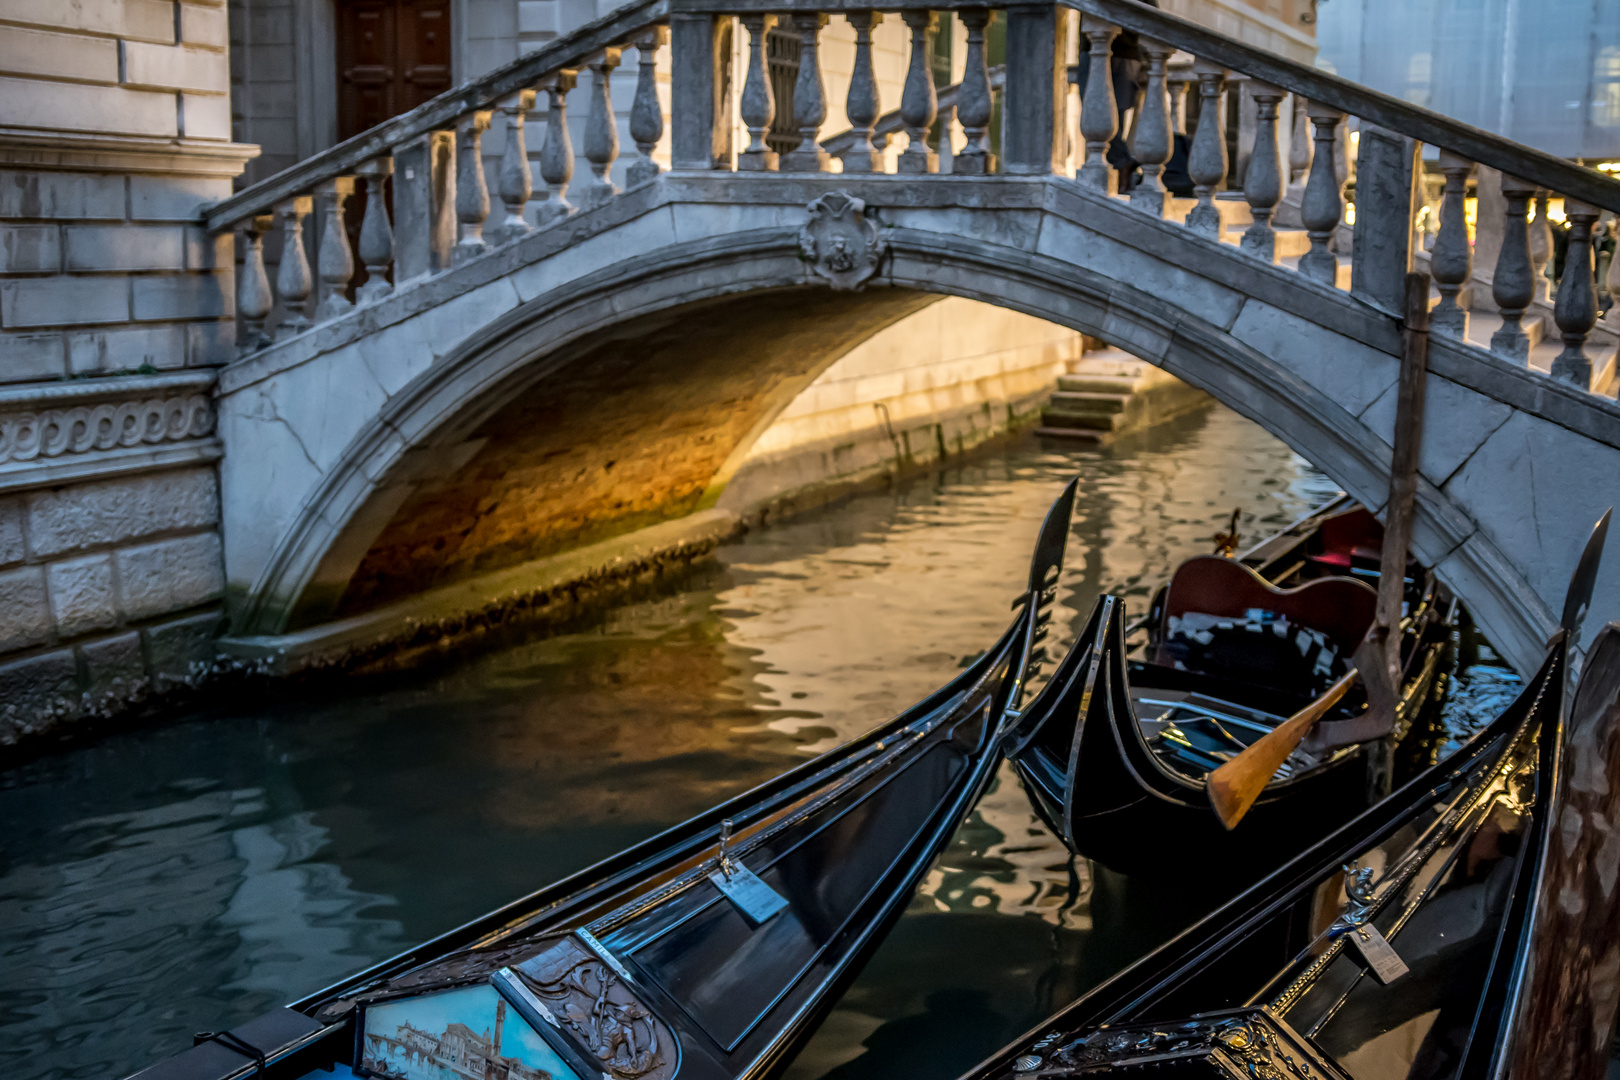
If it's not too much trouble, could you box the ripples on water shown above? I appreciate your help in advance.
[0,406,1520,1080]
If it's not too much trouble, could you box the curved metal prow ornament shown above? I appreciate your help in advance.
[1561,506,1611,639]
[1026,477,1079,598]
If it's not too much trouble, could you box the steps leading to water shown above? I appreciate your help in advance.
[1036,347,1213,441]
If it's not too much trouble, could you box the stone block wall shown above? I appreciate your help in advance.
[0,0,257,381]
[0,373,227,750]
[0,0,254,753]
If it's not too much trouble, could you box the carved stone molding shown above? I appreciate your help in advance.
[0,127,259,178]
[798,191,886,290]
[0,397,214,464]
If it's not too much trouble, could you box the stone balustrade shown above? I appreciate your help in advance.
[208,0,1620,402]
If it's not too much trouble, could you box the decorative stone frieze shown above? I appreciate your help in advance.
[0,395,213,464]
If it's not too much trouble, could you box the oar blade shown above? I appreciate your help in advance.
[1207,721,1307,830]
[1207,668,1359,829]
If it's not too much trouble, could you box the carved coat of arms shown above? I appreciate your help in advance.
[798,191,887,291]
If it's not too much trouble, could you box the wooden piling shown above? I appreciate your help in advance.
[1365,271,1430,798]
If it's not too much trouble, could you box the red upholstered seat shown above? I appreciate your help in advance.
[1161,555,1378,657]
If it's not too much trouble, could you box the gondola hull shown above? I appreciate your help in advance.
[1004,498,1457,882]
[966,634,1569,1080]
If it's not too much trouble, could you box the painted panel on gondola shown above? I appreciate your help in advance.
[357,984,583,1080]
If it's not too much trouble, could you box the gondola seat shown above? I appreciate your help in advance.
[1308,506,1384,570]
[1155,555,1378,696]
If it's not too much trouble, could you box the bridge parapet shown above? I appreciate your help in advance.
[208,0,1620,401]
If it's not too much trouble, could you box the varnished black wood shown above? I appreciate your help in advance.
[1003,499,1455,882]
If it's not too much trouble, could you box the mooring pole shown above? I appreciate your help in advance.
[1365,271,1430,798]
[1504,623,1620,1080]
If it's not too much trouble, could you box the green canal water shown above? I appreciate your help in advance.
[0,405,1521,1080]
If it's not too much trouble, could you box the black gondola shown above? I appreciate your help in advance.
[123,483,1081,1080]
[962,626,1574,1080]
[1003,497,1456,880]
[968,509,1612,1080]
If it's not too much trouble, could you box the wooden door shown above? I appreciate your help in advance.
[337,0,452,143]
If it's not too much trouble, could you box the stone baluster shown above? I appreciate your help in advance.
[898,10,939,174]
[581,49,622,207]
[1184,61,1227,237]
[1428,150,1474,337]
[497,90,536,243]
[354,158,394,303]
[273,196,312,340]
[1240,82,1284,263]
[1530,191,1554,303]
[1077,15,1119,192]
[842,11,885,173]
[955,8,994,175]
[1167,74,1189,137]
[1551,200,1601,389]
[1489,175,1538,361]
[314,177,355,322]
[628,28,666,187]
[781,14,830,172]
[1298,101,1344,285]
[738,14,778,171]
[1129,37,1174,217]
[536,71,578,225]
[237,213,273,353]
[1286,95,1311,204]
[453,111,491,264]
[1609,218,1620,320]
[938,103,957,173]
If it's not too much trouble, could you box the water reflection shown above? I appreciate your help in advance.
[0,405,1511,1080]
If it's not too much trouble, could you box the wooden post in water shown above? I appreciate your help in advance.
[1365,271,1430,798]
[1505,623,1620,1080]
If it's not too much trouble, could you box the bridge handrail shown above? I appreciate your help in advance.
[1060,0,1620,217]
[204,0,669,234]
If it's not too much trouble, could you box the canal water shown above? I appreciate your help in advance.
[0,405,1521,1080]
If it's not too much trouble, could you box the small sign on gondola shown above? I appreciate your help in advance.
[709,819,790,926]
[1348,923,1410,984]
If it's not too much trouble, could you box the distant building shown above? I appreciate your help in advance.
[1316,0,1620,162]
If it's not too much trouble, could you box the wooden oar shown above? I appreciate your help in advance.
[1206,666,1361,831]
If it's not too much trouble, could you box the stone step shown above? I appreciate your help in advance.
[1056,373,1141,394]
[1045,390,1131,415]
[1038,410,1120,433]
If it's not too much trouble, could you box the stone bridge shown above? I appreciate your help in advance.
[209,0,1620,679]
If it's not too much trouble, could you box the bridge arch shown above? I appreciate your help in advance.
[217,180,1620,675]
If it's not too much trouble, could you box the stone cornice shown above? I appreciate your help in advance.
[0,128,259,178]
